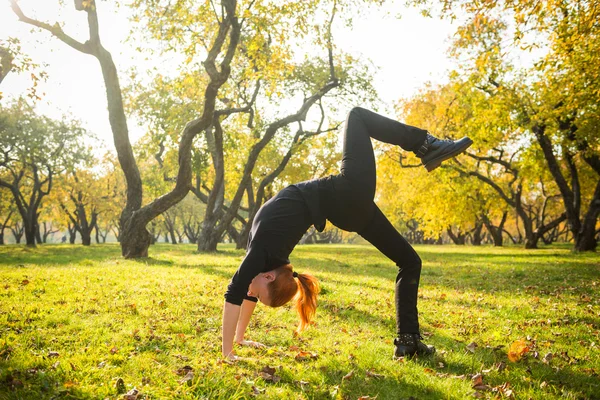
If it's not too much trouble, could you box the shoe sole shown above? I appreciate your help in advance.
[424,138,473,172]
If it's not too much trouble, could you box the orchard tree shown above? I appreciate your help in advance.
[0,191,17,244]
[0,100,89,246]
[10,0,241,257]
[411,0,600,251]
[128,0,378,251]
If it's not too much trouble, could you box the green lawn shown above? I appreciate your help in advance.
[0,243,598,399]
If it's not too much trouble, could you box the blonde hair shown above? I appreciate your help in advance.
[268,264,320,333]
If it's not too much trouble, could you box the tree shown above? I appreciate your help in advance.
[412,0,600,251]
[11,0,242,257]
[0,101,89,246]
[128,0,378,252]
[0,191,16,244]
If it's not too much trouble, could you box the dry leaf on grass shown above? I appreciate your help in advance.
[115,377,126,394]
[179,371,194,385]
[295,351,318,361]
[508,339,530,362]
[366,370,384,379]
[342,370,354,381]
[123,388,139,400]
[258,366,280,383]
[466,342,478,353]
[251,386,265,395]
[176,365,194,376]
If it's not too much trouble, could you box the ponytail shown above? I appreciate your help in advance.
[293,271,320,333]
[268,264,320,334]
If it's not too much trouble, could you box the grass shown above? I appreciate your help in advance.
[0,243,598,399]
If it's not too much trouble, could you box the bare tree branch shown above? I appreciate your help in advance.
[10,0,92,54]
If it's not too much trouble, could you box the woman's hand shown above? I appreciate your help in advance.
[236,340,266,349]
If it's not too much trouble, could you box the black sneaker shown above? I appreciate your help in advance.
[415,133,473,172]
[394,333,436,357]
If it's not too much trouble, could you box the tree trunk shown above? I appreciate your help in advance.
[482,212,506,247]
[23,210,36,247]
[80,229,92,246]
[471,220,484,246]
[197,218,222,252]
[575,214,599,251]
[236,223,251,250]
[120,219,153,258]
[68,222,77,244]
[35,217,42,245]
[0,231,4,245]
[447,227,466,245]
[574,183,600,251]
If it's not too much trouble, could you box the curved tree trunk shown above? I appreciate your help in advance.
[447,227,466,245]
[10,0,241,259]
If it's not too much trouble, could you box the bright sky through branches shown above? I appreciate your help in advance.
[0,1,457,151]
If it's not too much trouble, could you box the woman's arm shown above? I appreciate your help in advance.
[222,301,241,358]
[235,300,265,347]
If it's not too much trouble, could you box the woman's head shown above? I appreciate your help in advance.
[261,264,320,333]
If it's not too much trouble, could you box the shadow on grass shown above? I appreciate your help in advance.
[314,363,455,400]
[0,362,97,400]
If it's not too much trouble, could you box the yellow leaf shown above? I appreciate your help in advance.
[508,339,530,362]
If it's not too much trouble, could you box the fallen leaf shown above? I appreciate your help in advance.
[423,368,435,374]
[48,351,60,358]
[123,388,139,400]
[64,381,76,388]
[342,370,354,381]
[289,345,300,352]
[295,351,318,361]
[508,339,530,362]
[251,386,265,395]
[261,366,276,375]
[110,347,118,355]
[258,365,280,383]
[176,365,194,376]
[471,373,484,387]
[115,377,126,393]
[21,279,29,286]
[542,352,553,364]
[366,370,384,379]
[466,342,478,353]
[179,371,194,385]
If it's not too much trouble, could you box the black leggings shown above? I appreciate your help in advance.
[325,107,427,334]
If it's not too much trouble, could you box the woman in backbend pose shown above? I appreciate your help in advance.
[222,107,472,359]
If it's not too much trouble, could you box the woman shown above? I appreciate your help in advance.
[222,107,472,359]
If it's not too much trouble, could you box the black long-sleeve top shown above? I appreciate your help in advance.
[224,178,332,305]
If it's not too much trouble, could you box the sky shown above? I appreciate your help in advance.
[0,1,458,151]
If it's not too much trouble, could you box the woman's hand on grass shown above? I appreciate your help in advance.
[236,340,266,349]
